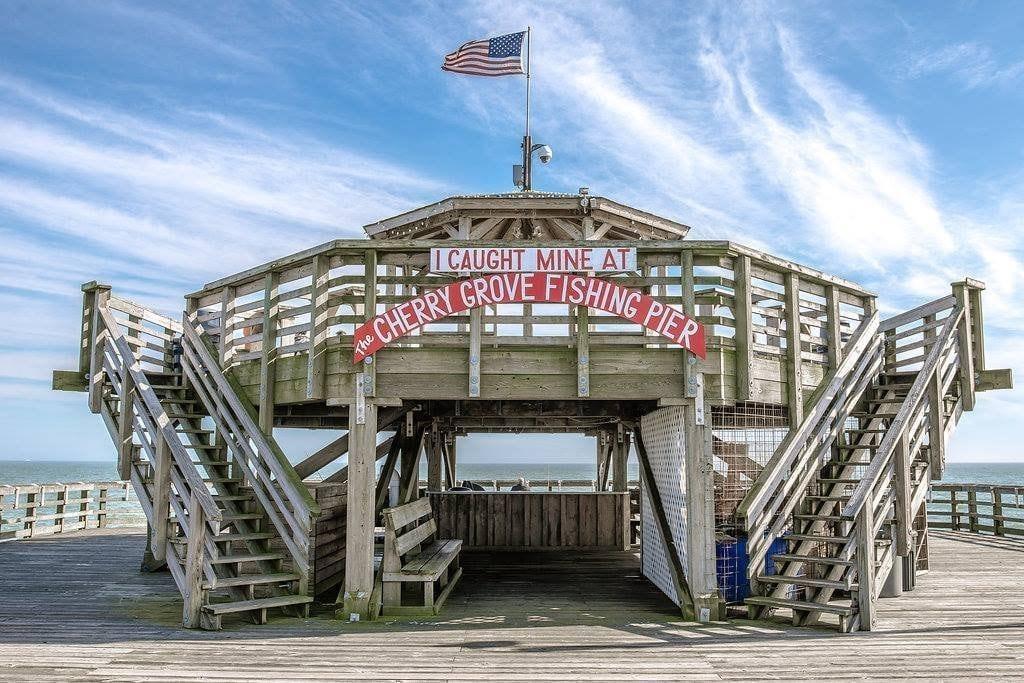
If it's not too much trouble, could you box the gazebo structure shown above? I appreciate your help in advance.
[54,189,1010,631]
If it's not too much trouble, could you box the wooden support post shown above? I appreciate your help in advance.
[784,273,804,423]
[612,424,628,493]
[855,504,876,631]
[342,401,377,619]
[457,215,471,239]
[55,485,67,535]
[116,370,136,480]
[825,284,842,368]
[258,272,280,434]
[152,434,172,562]
[306,254,329,400]
[952,281,976,411]
[576,305,590,397]
[78,486,89,529]
[968,285,986,372]
[684,395,721,622]
[950,488,959,530]
[427,425,443,492]
[87,285,112,414]
[894,431,912,557]
[446,435,457,488]
[680,251,697,398]
[182,492,207,629]
[97,485,108,528]
[23,489,35,538]
[469,307,482,398]
[399,421,425,503]
[362,250,378,397]
[734,255,753,400]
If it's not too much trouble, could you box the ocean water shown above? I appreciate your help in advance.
[3,460,1021,531]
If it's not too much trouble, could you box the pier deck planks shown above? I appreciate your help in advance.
[0,528,1022,680]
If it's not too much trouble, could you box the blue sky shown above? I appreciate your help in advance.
[0,0,1021,464]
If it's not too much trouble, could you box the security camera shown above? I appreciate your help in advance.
[536,145,553,164]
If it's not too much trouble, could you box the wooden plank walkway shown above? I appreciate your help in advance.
[1,528,1022,680]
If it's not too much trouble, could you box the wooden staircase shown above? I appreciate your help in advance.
[83,287,318,629]
[737,281,1008,632]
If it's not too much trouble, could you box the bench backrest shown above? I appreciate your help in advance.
[382,497,436,561]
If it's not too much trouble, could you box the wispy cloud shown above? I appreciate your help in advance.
[903,42,1024,90]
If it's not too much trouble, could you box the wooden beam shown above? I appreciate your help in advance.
[684,397,720,621]
[182,493,207,629]
[151,434,171,563]
[341,400,377,619]
[218,285,235,368]
[681,251,697,398]
[612,423,628,492]
[87,285,111,415]
[374,433,404,515]
[399,423,426,503]
[306,255,328,400]
[855,504,876,630]
[785,272,804,423]
[258,272,280,434]
[734,255,753,401]
[362,250,378,397]
[894,430,912,557]
[457,215,471,239]
[427,425,443,492]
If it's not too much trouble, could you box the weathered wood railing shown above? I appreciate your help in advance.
[180,313,319,583]
[736,312,882,575]
[417,478,641,491]
[0,481,130,541]
[184,240,876,405]
[928,484,1024,537]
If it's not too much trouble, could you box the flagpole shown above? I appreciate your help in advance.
[523,26,532,191]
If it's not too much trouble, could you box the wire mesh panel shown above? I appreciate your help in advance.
[639,406,688,606]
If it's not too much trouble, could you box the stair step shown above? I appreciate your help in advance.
[771,553,854,567]
[184,444,224,450]
[204,476,243,483]
[212,531,276,542]
[806,494,851,501]
[192,459,232,467]
[793,514,847,522]
[167,412,207,419]
[219,512,265,521]
[745,595,853,616]
[817,478,860,484]
[837,444,879,451]
[150,383,185,390]
[205,572,300,590]
[213,494,252,502]
[202,594,313,616]
[785,534,851,544]
[161,397,199,405]
[758,575,855,591]
[177,428,215,435]
[845,428,886,434]
[209,552,286,564]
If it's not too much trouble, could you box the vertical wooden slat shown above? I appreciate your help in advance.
[968,285,986,372]
[362,250,378,397]
[734,255,753,401]
[785,272,804,423]
[87,286,112,414]
[342,400,377,618]
[152,434,172,562]
[680,251,697,397]
[306,255,328,400]
[893,430,911,556]
[218,286,235,368]
[258,272,280,434]
[469,308,482,397]
[824,284,842,368]
[116,370,136,480]
[576,305,589,397]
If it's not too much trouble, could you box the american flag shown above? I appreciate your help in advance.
[442,31,526,77]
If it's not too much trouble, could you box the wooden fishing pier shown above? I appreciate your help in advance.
[44,191,1013,638]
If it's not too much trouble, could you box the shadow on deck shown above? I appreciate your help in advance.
[1,528,1023,679]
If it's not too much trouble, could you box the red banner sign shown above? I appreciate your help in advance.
[353,273,705,363]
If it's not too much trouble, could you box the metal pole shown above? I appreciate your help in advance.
[523,26,532,191]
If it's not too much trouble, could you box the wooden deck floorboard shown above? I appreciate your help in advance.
[1,528,1022,680]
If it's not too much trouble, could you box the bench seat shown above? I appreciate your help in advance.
[383,539,463,582]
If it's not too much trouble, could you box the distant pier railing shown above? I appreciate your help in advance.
[928,483,1024,537]
[0,481,130,542]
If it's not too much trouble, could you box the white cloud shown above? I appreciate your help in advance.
[904,42,1024,90]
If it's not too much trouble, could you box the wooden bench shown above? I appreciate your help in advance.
[381,497,463,616]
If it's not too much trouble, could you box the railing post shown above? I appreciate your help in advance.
[182,492,207,629]
[77,485,89,530]
[258,272,280,435]
[21,488,35,539]
[894,431,911,556]
[469,307,482,398]
[218,285,236,369]
[362,249,378,397]
[993,487,1004,536]
[97,485,108,528]
[681,250,698,398]
[55,485,68,535]
[576,305,589,398]
[950,488,959,530]
[824,284,842,368]
[952,282,976,411]
[86,284,112,414]
[855,504,876,631]
[967,486,978,533]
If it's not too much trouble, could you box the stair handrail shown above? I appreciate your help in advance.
[841,301,964,521]
[97,306,223,523]
[179,315,319,566]
[738,312,880,525]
